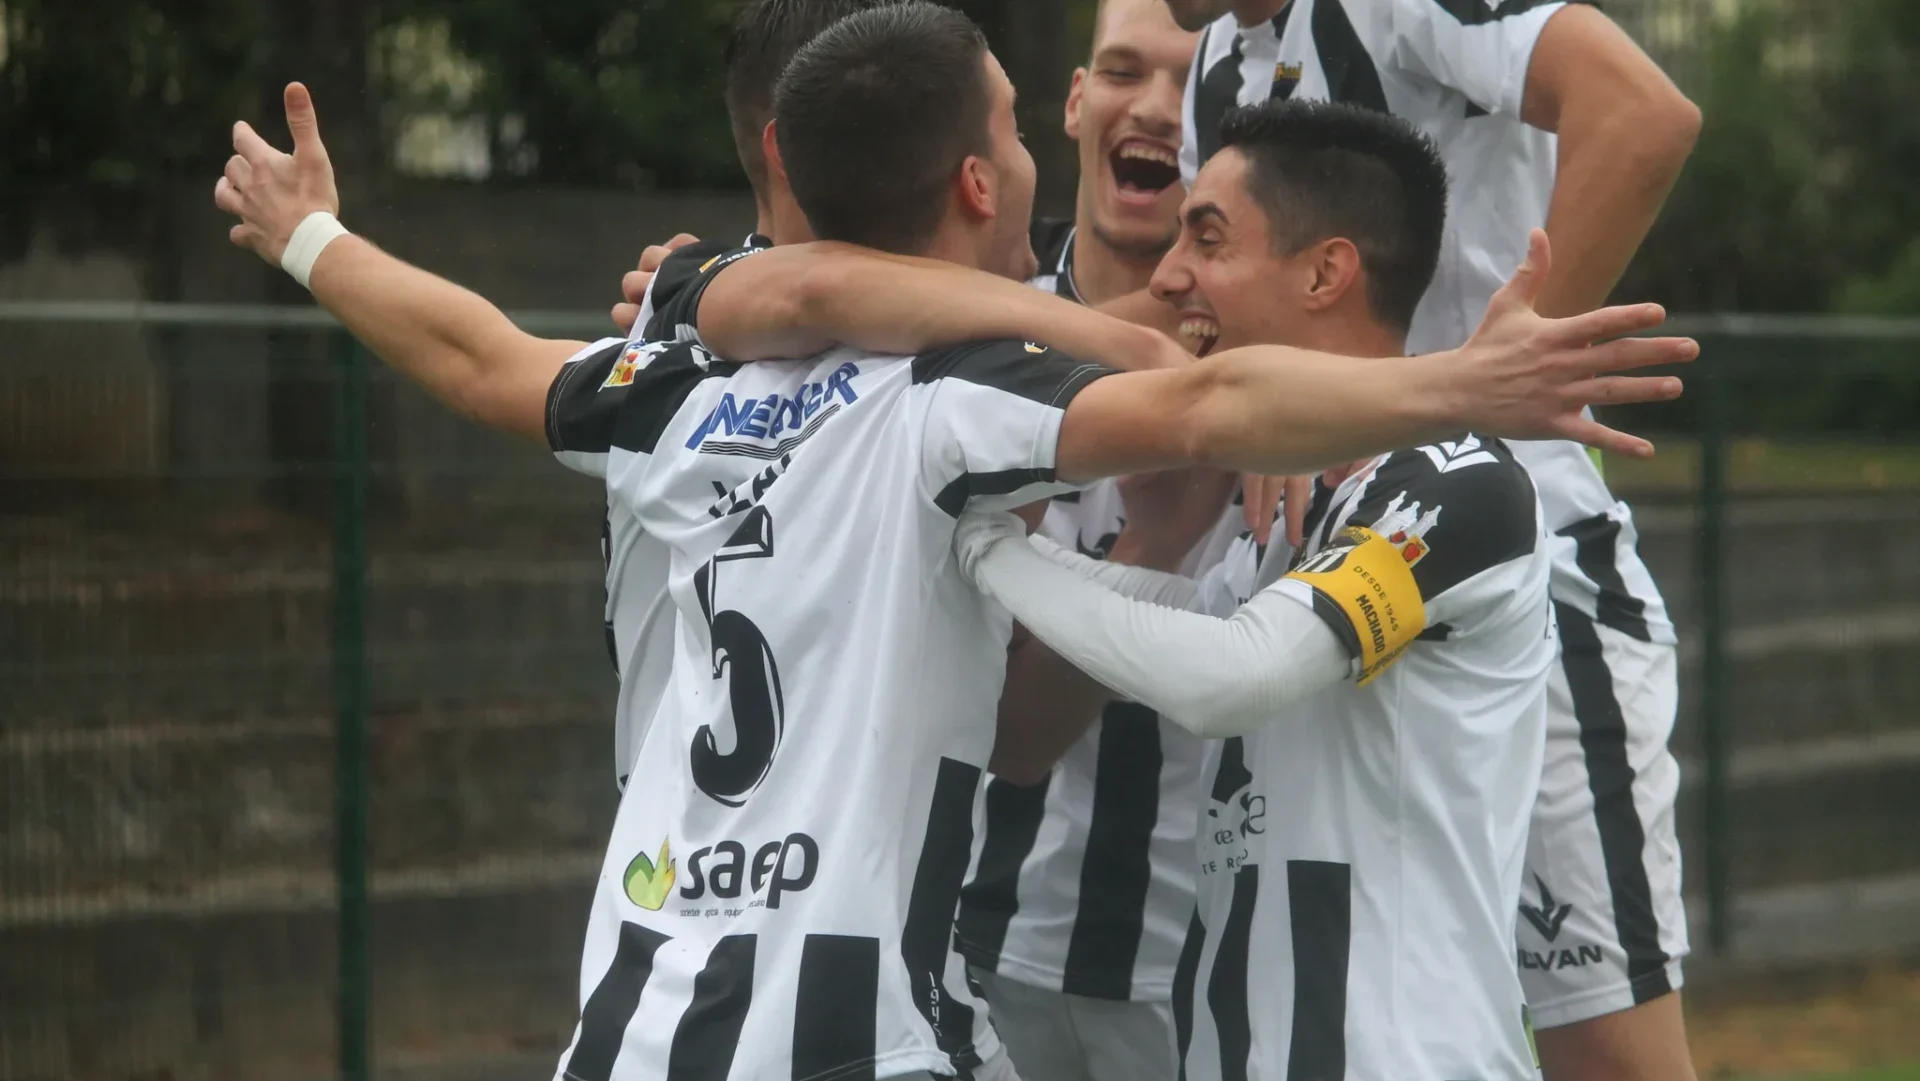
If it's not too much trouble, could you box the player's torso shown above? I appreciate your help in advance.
[1184,446,1552,1081]
[577,350,1006,1079]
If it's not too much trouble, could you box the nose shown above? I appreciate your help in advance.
[1150,246,1193,305]
[1130,71,1184,139]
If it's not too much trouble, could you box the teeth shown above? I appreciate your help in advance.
[1179,317,1220,342]
[1117,143,1177,167]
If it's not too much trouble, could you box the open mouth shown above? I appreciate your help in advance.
[1179,315,1221,358]
[1110,139,1181,203]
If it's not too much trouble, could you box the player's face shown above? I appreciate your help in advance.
[1160,0,1236,32]
[1066,0,1198,259]
[1149,150,1299,356]
[980,51,1041,281]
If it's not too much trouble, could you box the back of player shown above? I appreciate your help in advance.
[548,331,1111,1081]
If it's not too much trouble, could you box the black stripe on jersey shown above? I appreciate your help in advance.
[563,921,669,1081]
[1308,589,1366,660]
[911,338,1114,405]
[932,467,1058,518]
[1554,601,1673,1003]
[1558,512,1654,643]
[901,756,986,1071]
[1428,0,1583,26]
[1029,216,1079,300]
[1284,860,1351,1081]
[546,339,629,454]
[1193,26,1244,167]
[641,235,773,344]
[794,934,881,1081]
[1206,865,1259,1081]
[1062,702,1163,1000]
[956,774,1053,971]
[613,349,742,457]
[1313,0,1392,115]
[665,934,756,1081]
[1172,907,1206,1081]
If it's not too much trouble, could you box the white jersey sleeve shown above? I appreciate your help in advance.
[1379,0,1574,118]
[915,339,1116,515]
[958,512,1351,738]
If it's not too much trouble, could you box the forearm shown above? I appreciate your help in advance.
[308,236,581,440]
[1534,102,1699,318]
[699,243,1182,369]
[1028,534,1202,610]
[975,533,1351,737]
[1175,348,1459,476]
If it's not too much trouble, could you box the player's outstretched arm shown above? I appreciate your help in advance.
[214,83,583,444]
[1052,231,1695,482]
[689,242,1191,371]
[957,513,1351,738]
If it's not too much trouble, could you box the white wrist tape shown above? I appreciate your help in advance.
[281,211,349,289]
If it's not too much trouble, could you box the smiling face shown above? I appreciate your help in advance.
[1065,0,1198,260]
[1149,148,1301,357]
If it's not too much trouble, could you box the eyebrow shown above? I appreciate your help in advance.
[1092,44,1146,66]
[1185,203,1228,228]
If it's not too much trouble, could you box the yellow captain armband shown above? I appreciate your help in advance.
[1283,525,1428,685]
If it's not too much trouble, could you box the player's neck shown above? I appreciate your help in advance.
[761,190,817,246]
[1291,314,1406,361]
[1235,0,1291,28]
[1067,221,1161,307]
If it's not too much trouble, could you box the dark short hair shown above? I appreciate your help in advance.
[774,2,994,253]
[1218,100,1448,336]
[725,0,900,195]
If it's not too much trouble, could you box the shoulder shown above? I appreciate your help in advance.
[1341,436,1538,583]
[640,237,771,343]
[910,339,1114,406]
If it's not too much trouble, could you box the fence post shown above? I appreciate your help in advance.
[1696,357,1732,955]
[332,330,372,1081]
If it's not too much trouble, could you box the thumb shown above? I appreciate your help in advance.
[284,82,327,159]
[1496,228,1552,311]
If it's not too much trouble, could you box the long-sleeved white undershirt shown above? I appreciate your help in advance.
[956,512,1353,738]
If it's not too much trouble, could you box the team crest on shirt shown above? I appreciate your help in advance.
[1370,491,1441,567]
[602,340,652,390]
[1273,61,1304,97]
[624,839,677,910]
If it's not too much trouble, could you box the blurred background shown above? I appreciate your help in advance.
[0,1,1916,1079]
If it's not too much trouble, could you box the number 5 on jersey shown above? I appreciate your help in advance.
[690,505,786,806]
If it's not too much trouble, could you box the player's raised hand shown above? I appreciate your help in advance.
[213,83,340,265]
[612,233,703,332]
[1453,229,1694,458]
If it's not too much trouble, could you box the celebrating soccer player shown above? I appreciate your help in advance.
[1165,2,1702,1078]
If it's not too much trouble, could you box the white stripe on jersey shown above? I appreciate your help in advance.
[1177,0,1673,642]
[549,336,1112,1081]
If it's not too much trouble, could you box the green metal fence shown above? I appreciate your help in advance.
[3,304,1918,1081]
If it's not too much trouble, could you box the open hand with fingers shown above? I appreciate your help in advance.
[1447,229,1693,458]
[611,233,704,332]
[213,83,339,267]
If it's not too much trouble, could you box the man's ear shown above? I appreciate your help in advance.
[957,155,997,223]
[1302,237,1364,315]
[761,120,788,185]
[1064,67,1089,141]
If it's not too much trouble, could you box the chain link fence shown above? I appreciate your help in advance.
[3,304,1918,1081]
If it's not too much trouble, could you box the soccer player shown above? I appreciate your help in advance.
[1164,3,1702,1078]
[216,11,1687,1081]
[954,97,1556,1081]
[954,5,1224,1081]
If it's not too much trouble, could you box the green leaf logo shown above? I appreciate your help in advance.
[624,840,676,911]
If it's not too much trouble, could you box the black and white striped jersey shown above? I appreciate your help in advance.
[955,221,1254,1002]
[574,235,772,790]
[1179,437,1551,1081]
[1179,0,1674,651]
[544,308,1116,1080]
